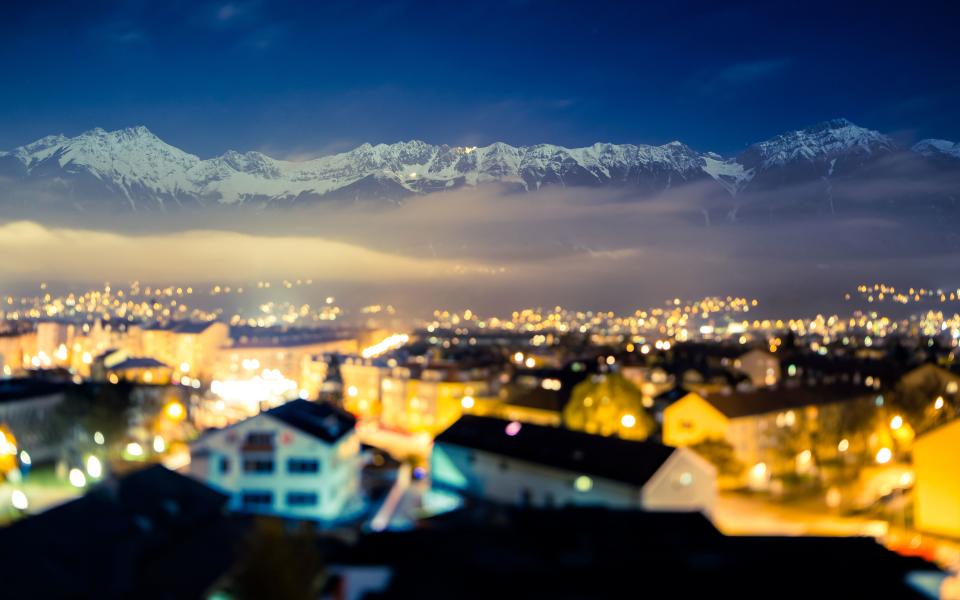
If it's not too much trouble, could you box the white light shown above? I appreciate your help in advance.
[153,435,166,453]
[10,489,28,510]
[69,468,87,488]
[876,447,893,464]
[524,357,535,368]
[347,385,359,398]
[934,396,945,410]
[125,442,144,457]
[678,472,693,487]
[461,396,475,409]
[94,431,105,445]
[574,475,593,492]
[360,333,410,359]
[180,362,191,372]
[620,414,637,428]
[19,450,31,465]
[86,455,102,478]
[890,415,903,430]
[838,439,849,452]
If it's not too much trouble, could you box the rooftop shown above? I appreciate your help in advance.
[435,415,676,486]
[266,399,357,444]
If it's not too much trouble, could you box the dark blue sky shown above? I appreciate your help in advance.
[2,0,958,158]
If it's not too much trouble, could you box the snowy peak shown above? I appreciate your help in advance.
[737,118,895,171]
[1,120,957,211]
[912,139,960,160]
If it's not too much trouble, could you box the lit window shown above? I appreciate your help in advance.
[286,491,319,506]
[242,458,275,474]
[288,458,320,474]
[241,491,273,509]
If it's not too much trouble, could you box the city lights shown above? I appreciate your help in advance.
[876,447,893,464]
[574,475,593,492]
[86,455,102,478]
[68,468,87,488]
[10,489,29,511]
[361,334,410,359]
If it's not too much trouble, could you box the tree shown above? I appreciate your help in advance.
[563,373,655,440]
[690,438,743,478]
[225,517,326,600]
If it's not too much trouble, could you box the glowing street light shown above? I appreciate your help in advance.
[86,455,102,478]
[574,475,593,492]
[876,447,893,464]
[69,468,87,488]
[10,489,28,510]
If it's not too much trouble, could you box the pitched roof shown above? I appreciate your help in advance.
[702,384,871,419]
[0,466,242,598]
[266,399,356,444]
[142,321,218,334]
[109,357,170,371]
[345,505,937,599]
[0,378,66,404]
[435,415,675,487]
[655,385,694,403]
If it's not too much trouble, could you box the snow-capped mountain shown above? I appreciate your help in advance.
[0,119,956,212]
[913,139,960,161]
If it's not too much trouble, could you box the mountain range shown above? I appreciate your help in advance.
[1,118,958,215]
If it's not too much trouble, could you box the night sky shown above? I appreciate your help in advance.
[2,0,959,157]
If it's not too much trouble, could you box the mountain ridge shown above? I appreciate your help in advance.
[1,119,957,212]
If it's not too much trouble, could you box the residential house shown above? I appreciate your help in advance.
[0,379,67,463]
[140,321,230,380]
[431,415,716,514]
[189,400,362,522]
[913,418,960,537]
[661,385,872,484]
[734,348,780,387]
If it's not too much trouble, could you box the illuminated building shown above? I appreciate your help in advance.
[913,418,960,537]
[140,321,230,380]
[380,366,494,436]
[92,349,173,384]
[190,400,362,522]
[662,385,873,484]
[732,348,781,387]
[340,358,391,419]
[0,379,67,463]
[215,328,358,391]
[432,416,716,513]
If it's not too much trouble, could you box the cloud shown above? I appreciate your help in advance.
[0,221,499,284]
[715,59,791,85]
[693,58,792,98]
[3,166,960,314]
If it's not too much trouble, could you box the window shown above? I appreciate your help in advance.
[242,457,275,474]
[219,456,230,474]
[241,491,272,508]
[244,431,275,449]
[286,491,319,506]
[287,458,320,474]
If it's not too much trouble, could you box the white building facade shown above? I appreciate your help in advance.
[432,416,716,515]
[190,400,362,522]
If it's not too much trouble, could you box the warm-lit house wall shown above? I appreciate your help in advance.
[913,419,960,537]
[662,393,730,448]
[190,412,362,522]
